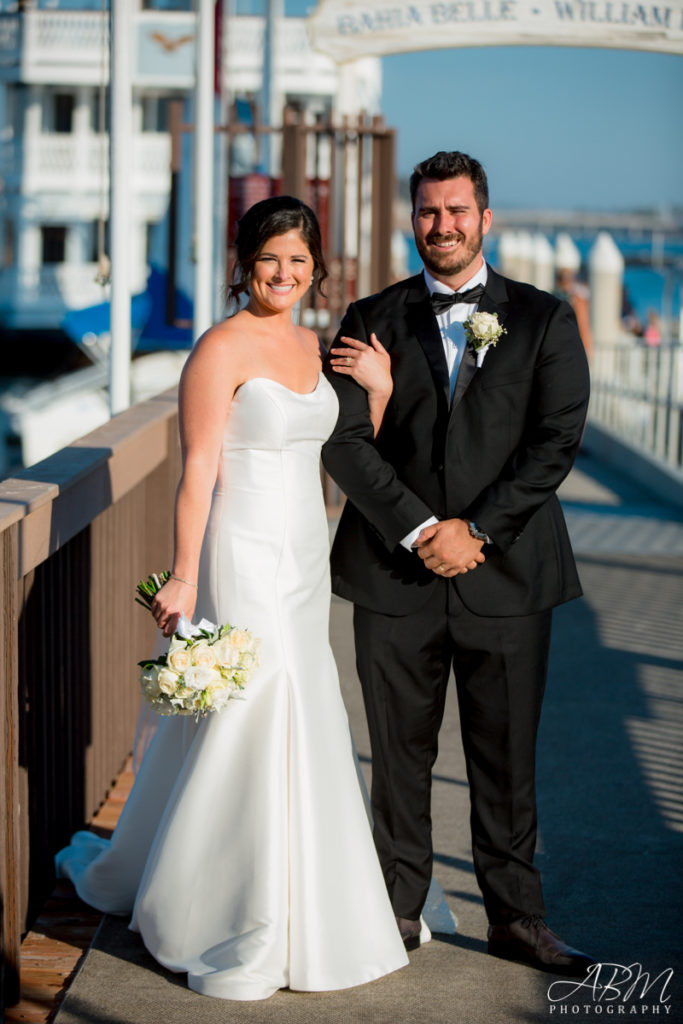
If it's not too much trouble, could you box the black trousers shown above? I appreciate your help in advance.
[353,580,551,924]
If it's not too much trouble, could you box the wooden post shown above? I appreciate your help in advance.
[370,117,394,294]
[555,231,581,274]
[589,231,624,345]
[498,231,520,280]
[281,107,306,201]
[340,116,349,309]
[532,232,554,292]
[0,523,20,1009]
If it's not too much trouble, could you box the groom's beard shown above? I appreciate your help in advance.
[415,216,484,281]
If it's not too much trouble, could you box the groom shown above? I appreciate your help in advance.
[322,151,594,975]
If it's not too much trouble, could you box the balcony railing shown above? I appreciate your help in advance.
[0,9,196,85]
[0,390,181,1010]
[0,9,108,83]
[0,9,340,97]
[3,133,171,195]
[222,17,338,93]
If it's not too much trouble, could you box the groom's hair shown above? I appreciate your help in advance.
[410,152,489,214]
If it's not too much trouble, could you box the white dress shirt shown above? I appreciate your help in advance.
[399,262,489,552]
[425,261,489,398]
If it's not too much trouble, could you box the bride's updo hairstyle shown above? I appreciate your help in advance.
[229,195,328,305]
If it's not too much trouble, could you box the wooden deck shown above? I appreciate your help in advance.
[5,760,135,1023]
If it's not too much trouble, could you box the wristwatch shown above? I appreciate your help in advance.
[467,520,492,545]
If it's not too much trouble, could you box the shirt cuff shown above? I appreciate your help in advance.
[400,516,439,551]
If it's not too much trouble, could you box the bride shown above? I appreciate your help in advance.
[57,195,409,1001]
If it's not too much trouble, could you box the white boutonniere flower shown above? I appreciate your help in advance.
[463,312,506,367]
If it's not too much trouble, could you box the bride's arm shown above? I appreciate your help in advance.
[152,328,243,637]
[328,333,392,438]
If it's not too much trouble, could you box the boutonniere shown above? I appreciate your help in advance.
[463,312,506,367]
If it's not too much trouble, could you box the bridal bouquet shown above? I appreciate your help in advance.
[135,572,260,718]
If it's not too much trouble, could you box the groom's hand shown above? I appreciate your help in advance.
[415,519,486,577]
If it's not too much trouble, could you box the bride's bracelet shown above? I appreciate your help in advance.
[170,574,198,589]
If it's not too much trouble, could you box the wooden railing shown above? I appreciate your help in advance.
[0,389,181,1010]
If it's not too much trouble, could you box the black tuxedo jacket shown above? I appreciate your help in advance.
[321,266,590,618]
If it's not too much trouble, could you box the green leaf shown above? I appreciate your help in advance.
[137,654,168,668]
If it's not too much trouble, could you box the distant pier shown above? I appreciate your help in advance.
[394,198,683,243]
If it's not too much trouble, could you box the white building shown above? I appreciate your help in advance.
[0,0,381,335]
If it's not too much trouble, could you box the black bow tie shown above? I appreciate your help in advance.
[429,284,485,314]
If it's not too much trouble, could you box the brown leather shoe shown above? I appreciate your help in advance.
[396,916,421,951]
[487,916,596,977]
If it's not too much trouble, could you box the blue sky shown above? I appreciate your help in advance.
[285,0,682,211]
[380,47,683,210]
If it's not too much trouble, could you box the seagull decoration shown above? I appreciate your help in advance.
[149,31,195,53]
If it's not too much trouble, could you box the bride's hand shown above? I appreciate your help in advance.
[329,333,392,399]
[151,578,198,638]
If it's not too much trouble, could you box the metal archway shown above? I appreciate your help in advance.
[308,0,683,61]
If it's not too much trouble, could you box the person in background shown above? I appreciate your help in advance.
[554,266,593,363]
[621,287,644,338]
[644,310,662,347]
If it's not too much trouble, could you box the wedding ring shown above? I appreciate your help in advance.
[345,356,351,366]
[437,563,446,572]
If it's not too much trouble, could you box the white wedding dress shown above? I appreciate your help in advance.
[56,372,409,1000]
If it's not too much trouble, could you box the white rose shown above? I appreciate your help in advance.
[212,636,240,668]
[167,646,192,673]
[183,665,221,692]
[472,313,494,339]
[191,641,218,668]
[226,628,252,651]
[158,667,181,696]
[207,686,231,712]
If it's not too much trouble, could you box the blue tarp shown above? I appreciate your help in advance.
[138,266,193,351]
[61,266,193,353]
[61,291,152,344]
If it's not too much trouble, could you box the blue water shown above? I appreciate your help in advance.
[405,233,682,328]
